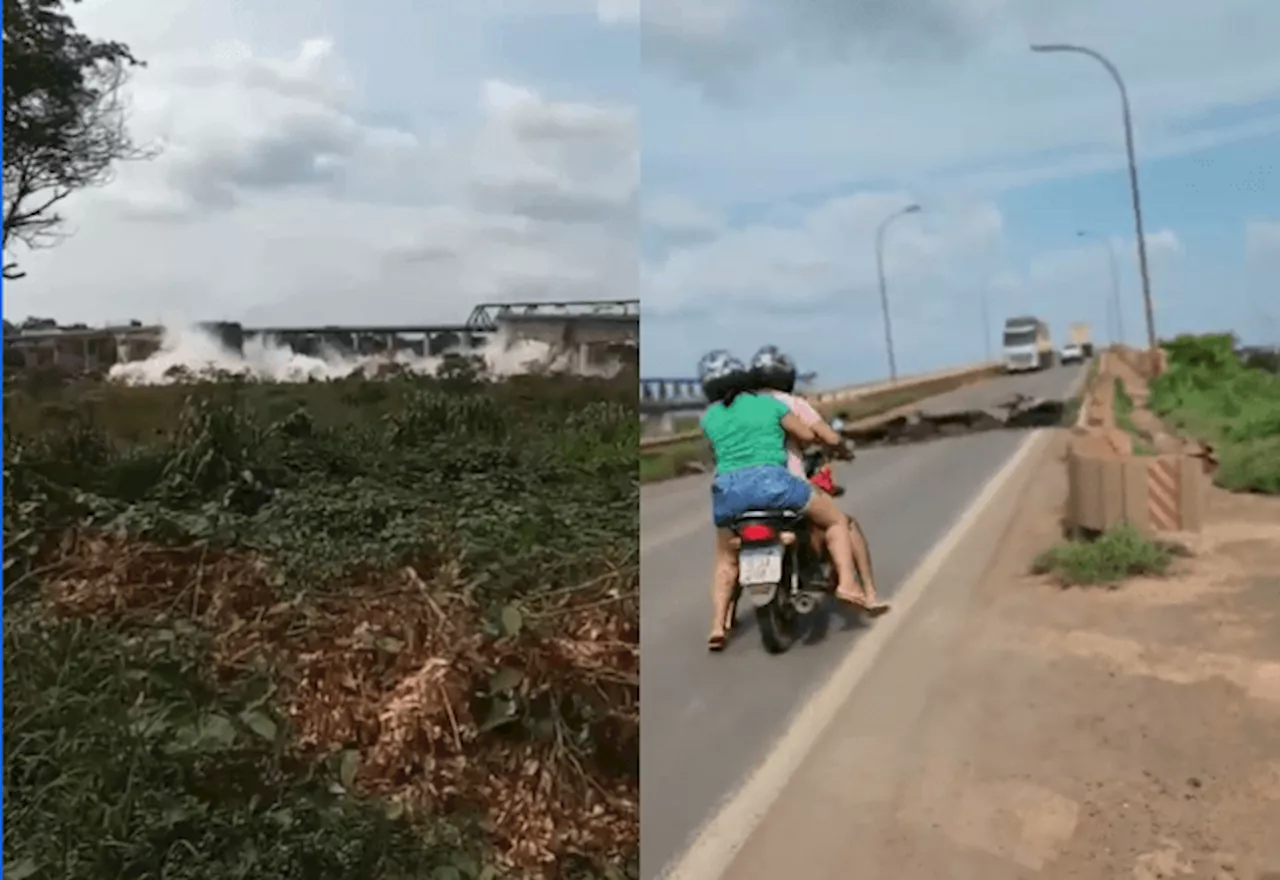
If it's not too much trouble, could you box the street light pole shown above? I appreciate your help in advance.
[1032,43,1157,352]
[1077,230,1126,345]
[979,288,993,361]
[874,203,921,382]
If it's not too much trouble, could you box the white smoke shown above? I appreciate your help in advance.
[107,323,627,385]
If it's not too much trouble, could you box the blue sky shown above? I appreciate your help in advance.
[3,0,1277,388]
[638,0,1280,384]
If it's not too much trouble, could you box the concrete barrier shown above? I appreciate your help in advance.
[639,361,1000,451]
[1064,347,1212,536]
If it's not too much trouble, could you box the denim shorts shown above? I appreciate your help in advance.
[711,464,813,528]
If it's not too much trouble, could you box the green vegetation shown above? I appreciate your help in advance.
[3,372,638,879]
[1112,377,1155,455]
[1242,347,1280,375]
[1033,524,1177,586]
[639,436,710,482]
[1148,333,1280,494]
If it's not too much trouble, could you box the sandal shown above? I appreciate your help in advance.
[708,632,728,652]
[862,601,892,618]
[835,590,892,617]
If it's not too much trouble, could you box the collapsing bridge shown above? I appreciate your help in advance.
[4,299,639,373]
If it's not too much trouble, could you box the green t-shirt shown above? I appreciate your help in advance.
[700,393,789,474]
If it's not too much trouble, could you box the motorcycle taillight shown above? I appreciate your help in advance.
[739,523,777,542]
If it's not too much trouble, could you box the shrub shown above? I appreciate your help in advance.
[1033,524,1177,586]
[3,373,639,879]
[1148,333,1280,494]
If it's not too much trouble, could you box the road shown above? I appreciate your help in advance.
[723,432,1280,879]
[639,364,1086,879]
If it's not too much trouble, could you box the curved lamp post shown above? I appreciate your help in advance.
[1032,43,1156,351]
[875,203,921,382]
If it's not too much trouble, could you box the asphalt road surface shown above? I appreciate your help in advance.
[639,364,1086,879]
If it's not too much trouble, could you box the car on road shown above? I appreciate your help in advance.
[1060,342,1085,365]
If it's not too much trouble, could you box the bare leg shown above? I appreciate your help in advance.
[709,528,738,649]
[807,477,828,561]
[846,516,878,600]
[806,491,890,615]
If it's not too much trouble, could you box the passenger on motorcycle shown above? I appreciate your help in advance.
[748,346,889,614]
[698,351,882,653]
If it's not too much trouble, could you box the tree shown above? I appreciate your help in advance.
[3,0,152,279]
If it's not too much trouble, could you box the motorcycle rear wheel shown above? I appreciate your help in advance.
[756,595,799,654]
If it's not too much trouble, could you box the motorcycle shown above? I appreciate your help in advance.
[725,433,860,654]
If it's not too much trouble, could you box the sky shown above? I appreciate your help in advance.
[3,0,1279,386]
[3,0,640,329]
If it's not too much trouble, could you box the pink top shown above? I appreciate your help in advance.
[766,390,822,477]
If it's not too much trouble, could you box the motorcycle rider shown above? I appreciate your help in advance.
[698,350,881,653]
[748,346,888,613]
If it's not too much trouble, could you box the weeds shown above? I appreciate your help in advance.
[1148,333,1280,494]
[1112,377,1155,455]
[3,372,639,879]
[1033,523,1178,586]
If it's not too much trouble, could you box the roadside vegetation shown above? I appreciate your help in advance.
[1148,333,1280,494]
[1033,523,1177,587]
[3,370,638,879]
[1111,377,1155,455]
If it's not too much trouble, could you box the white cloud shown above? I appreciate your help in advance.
[1143,229,1181,255]
[639,0,1280,204]
[642,194,724,246]
[643,192,1004,316]
[5,5,637,327]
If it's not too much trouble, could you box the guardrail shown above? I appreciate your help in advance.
[639,361,1002,451]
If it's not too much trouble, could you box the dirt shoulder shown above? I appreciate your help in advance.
[725,430,1280,880]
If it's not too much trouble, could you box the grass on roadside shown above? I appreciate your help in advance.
[1033,523,1179,586]
[638,437,710,482]
[1112,377,1156,455]
[1148,334,1280,495]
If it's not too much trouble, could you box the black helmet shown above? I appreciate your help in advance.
[750,345,797,393]
[698,350,747,403]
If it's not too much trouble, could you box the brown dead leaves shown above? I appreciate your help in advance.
[43,535,639,877]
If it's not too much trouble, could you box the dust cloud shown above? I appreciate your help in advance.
[107,324,627,385]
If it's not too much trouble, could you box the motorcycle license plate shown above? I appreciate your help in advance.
[738,545,783,585]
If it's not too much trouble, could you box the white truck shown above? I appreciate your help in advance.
[1002,316,1054,373]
